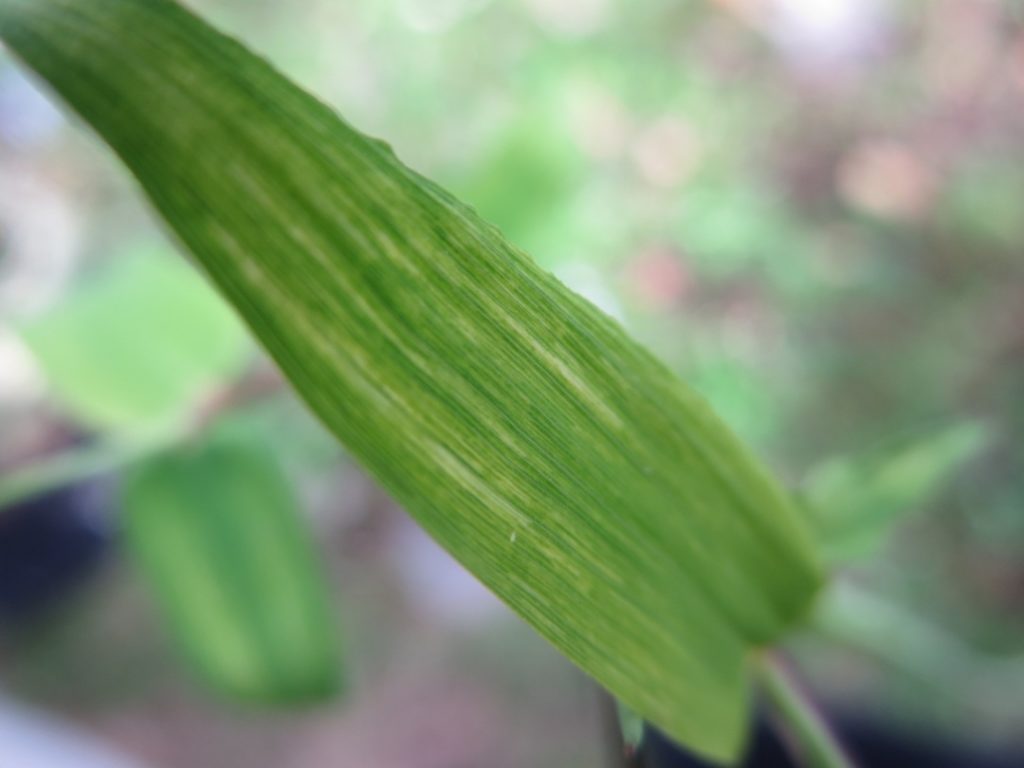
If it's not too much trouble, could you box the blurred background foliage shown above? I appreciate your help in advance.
[0,0,1022,766]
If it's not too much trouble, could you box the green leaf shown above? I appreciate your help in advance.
[451,114,581,263]
[21,248,249,431]
[803,422,988,563]
[0,1,822,759]
[122,435,342,702]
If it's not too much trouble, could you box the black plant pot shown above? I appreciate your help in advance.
[0,476,114,625]
[641,714,1024,768]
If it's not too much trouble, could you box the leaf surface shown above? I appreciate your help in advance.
[122,435,342,701]
[803,422,987,562]
[22,250,248,431]
[0,1,822,758]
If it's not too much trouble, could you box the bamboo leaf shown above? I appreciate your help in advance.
[0,0,822,759]
[122,435,342,702]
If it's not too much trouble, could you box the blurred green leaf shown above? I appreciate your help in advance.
[122,435,342,702]
[943,159,1024,249]
[813,581,1024,722]
[803,422,989,563]
[616,700,646,752]
[0,1,822,759]
[689,354,778,447]
[673,181,809,283]
[453,116,581,261]
[213,395,344,477]
[21,250,249,431]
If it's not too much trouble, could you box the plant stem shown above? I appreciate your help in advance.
[0,427,177,510]
[754,651,856,768]
[597,688,630,768]
[0,367,285,510]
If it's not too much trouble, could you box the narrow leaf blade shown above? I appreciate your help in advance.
[804,422,988,562]
[0,1,822,758]
[122,436,342,702]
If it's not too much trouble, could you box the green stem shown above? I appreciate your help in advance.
[0,426,179,509]
[0,368,285,510]
[754,652,856,768]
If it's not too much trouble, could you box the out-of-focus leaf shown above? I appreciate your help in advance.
[672,181,810,286]
[803,422,988,563]
[451,115,581,263]
[616,701,645,753]
[213,395,344,477]
[122,436,341,702]
[943,159,1024,249]
[689,354,778,447]
[21,250,248,431]
[813,582,1024,722]
[0,1,822,759]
